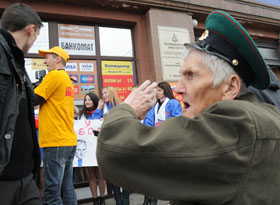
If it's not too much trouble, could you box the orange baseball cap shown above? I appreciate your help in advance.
[38,46,70,61]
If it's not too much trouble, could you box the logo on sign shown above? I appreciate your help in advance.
[81,85,95,94]
[69,75,78,83]
[80,63,94,72]
[80,75,94,83]
[65,63,78,71]
[74,85,79,95]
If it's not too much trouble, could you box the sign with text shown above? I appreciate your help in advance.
[31,59,47,70]
[158,26,190,81]
[66,60,98,99]
[25,58,47,83]
[73,120,103,167]
[80,63,94,72]
[66,63,78,72]
[58,24,96,56]
[102,61,135,101]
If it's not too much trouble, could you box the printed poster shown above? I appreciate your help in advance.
[73,120,102,167]
[158,26,190,81]
[25,58,47,83]
[58,24,96,56]
[102,61,135,101]
[66,60,98,99]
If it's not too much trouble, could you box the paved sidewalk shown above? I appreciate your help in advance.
[76,185,170,205]
[80,193,169,205]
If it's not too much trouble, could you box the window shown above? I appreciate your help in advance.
[28,22,49,54]
[99,27,133,57]
[25,22,136,104]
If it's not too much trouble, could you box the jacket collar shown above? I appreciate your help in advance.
[0,28,25,65]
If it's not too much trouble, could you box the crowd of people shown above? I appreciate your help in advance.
[1,2,280,205]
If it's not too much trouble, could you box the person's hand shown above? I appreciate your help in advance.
[124,80,157,120]
[97,99,105,109]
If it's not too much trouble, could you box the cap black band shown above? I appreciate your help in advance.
[194,31,255,86]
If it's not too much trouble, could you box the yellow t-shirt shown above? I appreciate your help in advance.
[35,70,77,147]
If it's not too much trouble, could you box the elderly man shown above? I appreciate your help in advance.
[97,10,280,205]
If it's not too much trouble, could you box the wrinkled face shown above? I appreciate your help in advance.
[23,27,40,55]
[102,88,109,102]
[84,95,94,108]
[44,53,58,72]
[174,49,225,118]
[156,87,165,100]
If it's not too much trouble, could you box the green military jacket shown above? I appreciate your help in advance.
[97,93,280,205]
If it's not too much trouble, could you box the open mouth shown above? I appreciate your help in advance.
[183,102,190,109]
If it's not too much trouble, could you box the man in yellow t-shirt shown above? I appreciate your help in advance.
[34,46,77,205]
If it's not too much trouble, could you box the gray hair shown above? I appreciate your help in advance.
[184,47,247,96]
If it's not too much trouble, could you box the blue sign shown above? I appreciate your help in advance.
[80,75,94,83]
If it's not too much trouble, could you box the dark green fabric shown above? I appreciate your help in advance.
[207,11,270,89]
[195,10,270,89]
[97,93,280,205]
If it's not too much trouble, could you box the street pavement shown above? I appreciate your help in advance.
[81,193,169,205]
[76,186,169,205]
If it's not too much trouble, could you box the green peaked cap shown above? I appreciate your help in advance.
[190,10,270,89]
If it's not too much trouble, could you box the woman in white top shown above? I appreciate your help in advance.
[97,87,130,205]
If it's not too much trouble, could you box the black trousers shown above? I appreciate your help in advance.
[0,173,42,205]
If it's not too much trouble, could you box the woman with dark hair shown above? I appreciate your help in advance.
[79,93,106,205]
[143,82,182,205]
[158,81,175,99]
[144,81,182,127]
[79,93,101,120]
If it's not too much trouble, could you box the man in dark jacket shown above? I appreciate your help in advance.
[0,3,43,204]
[248,68,280,110]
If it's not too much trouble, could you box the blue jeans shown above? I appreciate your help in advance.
[112,184,130,205]
[43,146,77,205]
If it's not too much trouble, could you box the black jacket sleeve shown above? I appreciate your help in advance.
[33,93,46,106]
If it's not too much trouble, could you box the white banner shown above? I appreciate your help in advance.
[73,120,102,167]
[59,38,96,56]
[58,24,96,56]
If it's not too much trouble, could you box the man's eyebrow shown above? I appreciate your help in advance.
[180,66,192,74]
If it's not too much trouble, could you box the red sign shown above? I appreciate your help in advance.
[74,85,79,95]
[102,75,134,101]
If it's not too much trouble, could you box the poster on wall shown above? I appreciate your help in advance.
[66,60,98,99]
[58,24,96,56]
[158,26,190,81]
[25,58,47,83]
[101,61,135,101]
[73,120,102,167]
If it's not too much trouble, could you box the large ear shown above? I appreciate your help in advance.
[56,55,62,64]
[222,74,241,100]
[24,24,35,36]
